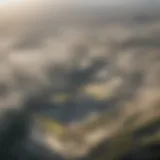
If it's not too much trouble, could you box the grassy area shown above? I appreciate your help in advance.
[32,102,160,160]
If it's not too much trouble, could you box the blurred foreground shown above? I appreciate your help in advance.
[0,1,160,160]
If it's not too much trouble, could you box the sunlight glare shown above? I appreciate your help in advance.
[0,0,22,5]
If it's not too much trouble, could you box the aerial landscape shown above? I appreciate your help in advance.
[0,0,160,160]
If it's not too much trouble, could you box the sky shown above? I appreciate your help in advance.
[0,0,159,110]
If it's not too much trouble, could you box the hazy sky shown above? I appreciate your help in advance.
[0,0,154,7]
[75,0,137,6]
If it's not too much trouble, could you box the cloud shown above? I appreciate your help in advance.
[0,0,76,110]
[0,0,159,114]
